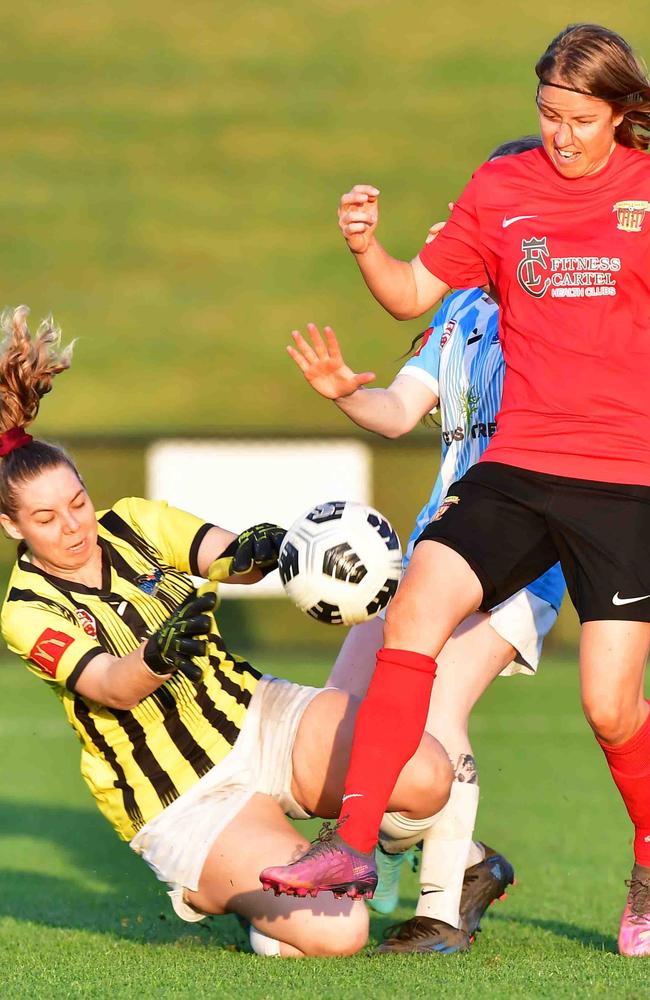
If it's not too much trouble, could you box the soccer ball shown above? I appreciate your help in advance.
[278,500,403,625]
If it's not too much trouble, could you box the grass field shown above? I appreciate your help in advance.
[1,1,649,435]
[1,648,649,999]
[2,4,650,998]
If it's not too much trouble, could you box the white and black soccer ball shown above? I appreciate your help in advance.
[278,500,403,625]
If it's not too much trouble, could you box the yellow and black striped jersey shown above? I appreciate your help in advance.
[1,497,261,841]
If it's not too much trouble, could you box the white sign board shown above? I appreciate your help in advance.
[147,439,372,598]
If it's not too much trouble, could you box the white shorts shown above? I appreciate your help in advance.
[129,675,321,921]
[379,586,557,677]
[489,588,557,676]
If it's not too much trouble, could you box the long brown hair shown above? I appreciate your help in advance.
[0,306,79,519]
[536,24,650,151]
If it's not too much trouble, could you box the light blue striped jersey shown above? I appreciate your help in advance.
[399,288,565,612]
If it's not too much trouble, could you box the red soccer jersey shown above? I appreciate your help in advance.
[420,144,650,485]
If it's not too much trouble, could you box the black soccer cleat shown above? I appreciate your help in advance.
[376,916,471,954]
[459,842,515,935]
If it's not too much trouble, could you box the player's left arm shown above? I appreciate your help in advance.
[196,523,286,585]
[119,498,285,588]
[287,323,438,438]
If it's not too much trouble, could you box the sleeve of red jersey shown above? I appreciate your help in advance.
[419,174,489,289]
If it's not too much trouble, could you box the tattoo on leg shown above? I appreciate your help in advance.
[454,753,478,784]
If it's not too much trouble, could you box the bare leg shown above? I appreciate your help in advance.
[580,620,650,864]
[418,614,516,926]
[326,609,516,760]
[186,689,451,957]
[383,541,484,655]
[326,606,519,929]
[428,612,516,762]
[580,620,650,744]
[580,620,650,954]
[291,688,453,822]
[187,794,368,958]
[327,616,384,698]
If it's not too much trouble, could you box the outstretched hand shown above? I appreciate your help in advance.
[338,184,380,254]
[287,323,375,400]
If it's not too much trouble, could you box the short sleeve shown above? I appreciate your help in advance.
[111,497,212,575]
[2,600,104,691]
[396,300,452,397]
[419,174,489,289]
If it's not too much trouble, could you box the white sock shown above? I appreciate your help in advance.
[467,840,486,868]
[249,925,282,956]
[415,780,480,928]
[379,810,440,853]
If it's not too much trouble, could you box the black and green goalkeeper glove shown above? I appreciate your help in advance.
[207,523,286,583]
[143,591,217,682]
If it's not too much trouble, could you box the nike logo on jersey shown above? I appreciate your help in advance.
[420,889,443,896]
[502,214,538,228]
[612,592,650,606]
[341,793,364,803]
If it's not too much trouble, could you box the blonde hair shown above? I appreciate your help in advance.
[0,305,74,432]
[0,306,79,518]
[536,24,650,151]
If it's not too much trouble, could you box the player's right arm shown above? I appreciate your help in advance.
[3,591,216,711]
[287,323,438,438]
[338,185,450,319]
[74,647,170,709]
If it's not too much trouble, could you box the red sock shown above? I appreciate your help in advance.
[597,702,650,866]
[337,647,437,853]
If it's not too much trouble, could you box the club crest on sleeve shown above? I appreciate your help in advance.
[74,609,97,638]
[613,200,650,233]
[29,628,74,677]
[432,495,460,521]
[440,319,457,350]
[135,568,163,595]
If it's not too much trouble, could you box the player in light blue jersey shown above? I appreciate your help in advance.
[401,287,564,614]
[284,132,566,957]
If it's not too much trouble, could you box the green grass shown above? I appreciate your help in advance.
[1,648,649,999]
[1,1,649,435]
[1,4,650,996]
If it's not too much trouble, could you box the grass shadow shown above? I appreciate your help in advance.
[488,911,618,953]
[0,798,246,948]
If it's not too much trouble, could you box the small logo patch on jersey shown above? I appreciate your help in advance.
[613,200,650,233]
[439,319,457,350]
[432,495,460,521]
[29,628,75,678]
[74,609,97,638]
[135,568,163,595]
[502,214,538,228]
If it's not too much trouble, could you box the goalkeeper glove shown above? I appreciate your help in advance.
[143,591,217,682]
[207,523,286,583]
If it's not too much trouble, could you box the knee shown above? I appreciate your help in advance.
[404,736,454,818]
[582,694,640,745]
[299,907,369,958]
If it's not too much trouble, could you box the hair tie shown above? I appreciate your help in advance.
[537,79,646,106]
[0,426,33,457]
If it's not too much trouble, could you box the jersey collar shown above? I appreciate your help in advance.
[16,537,112,596]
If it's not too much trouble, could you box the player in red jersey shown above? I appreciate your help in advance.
[261,24,650,956]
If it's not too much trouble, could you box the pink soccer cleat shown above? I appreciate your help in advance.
[260,822,377,900]
[618,865,650,957]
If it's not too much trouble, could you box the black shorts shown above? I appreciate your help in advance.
[416,462,650,623]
